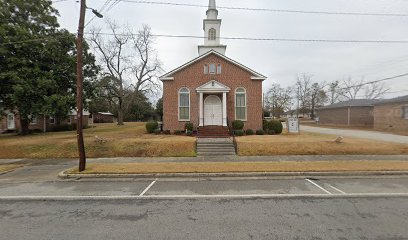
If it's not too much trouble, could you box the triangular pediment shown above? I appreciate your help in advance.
[196,80,231,93]
[159,50,267,81]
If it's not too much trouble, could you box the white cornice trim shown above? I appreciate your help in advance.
[159,50,267,81]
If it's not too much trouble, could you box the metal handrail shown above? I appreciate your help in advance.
[227,117,238,154]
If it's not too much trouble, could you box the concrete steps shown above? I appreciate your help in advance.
[197,138,236,156]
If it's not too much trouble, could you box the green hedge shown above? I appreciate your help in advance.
[234,130,245,136]
[263,120,283,135]
[145,121,158,133]
[185,122,193,131]
[256,129,265,135]
[245,129,254,135]
[232,120,244,130]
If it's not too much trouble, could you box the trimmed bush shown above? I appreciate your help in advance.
[49,124,74,132]
[232,120,244,130]
[256,129,265,135]
[174,130,184,135]
[245,129,254,135]
[163,130,171,135]
[267,129,276,135]
[185,122,194,131]
[154,129,162,135]
[234,130,245,136]
[186,130,193,136]
[145,121,158,134]
[269,120,283,135]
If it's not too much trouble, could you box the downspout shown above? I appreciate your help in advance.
[347,107,351,126]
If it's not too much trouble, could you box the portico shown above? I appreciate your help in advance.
[196,80,230,127]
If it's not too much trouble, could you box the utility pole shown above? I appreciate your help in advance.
[76,0,86,172]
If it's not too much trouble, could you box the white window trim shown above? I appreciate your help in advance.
[209,63,216,74]
[235,87,247,121]
[178,88,191,122]
[30,115,38,125]
[208,28,216,40]
[49,116,55,124]
[217,64,222,74]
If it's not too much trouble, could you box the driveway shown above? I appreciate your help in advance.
[301,125,408,144]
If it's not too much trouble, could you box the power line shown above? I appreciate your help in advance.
[85,32,408,44]
[118,0,408,17]
[338,73,408,90]
[2,32,408,46]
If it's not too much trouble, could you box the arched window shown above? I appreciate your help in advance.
[235,88,247,121]
[179,88,190,121]
[208,28,216,40]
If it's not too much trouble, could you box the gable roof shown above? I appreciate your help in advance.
[159,50,267,81]
[373,95,408,105]
[317,99,381,110]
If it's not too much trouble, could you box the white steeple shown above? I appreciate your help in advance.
[198,0,227,56]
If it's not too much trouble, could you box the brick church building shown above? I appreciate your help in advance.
[160,0,266,133]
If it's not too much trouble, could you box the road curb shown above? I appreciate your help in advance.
[58,170,408,179]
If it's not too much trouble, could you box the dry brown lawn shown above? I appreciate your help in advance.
[67,160,408,174]
[0,164,23,173]
[0,123,196,159]
[236,132,408,156]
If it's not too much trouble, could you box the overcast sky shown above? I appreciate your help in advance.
[54,0,408,98]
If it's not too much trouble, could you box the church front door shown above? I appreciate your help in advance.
[204,95,223,126]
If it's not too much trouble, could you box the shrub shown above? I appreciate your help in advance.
[185,122,194,131]
[267,129,276,135]
[256,129,265,135]
[245,129,254,135]
[174,130,184,135]
[186,130,193,136]
[145,121,158,134]
[234,130,245,136]
[232,120,244,130]
[269,120,283,135]
[263,120,269,131]
[49,124,74,132]
[163,130,171,135]
[154,129,162,135]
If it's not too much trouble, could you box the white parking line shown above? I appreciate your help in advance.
[305,178,332,195]
[139,179,158,196]
[327,184,346,194]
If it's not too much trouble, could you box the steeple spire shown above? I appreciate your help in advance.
[198,0,227,55]
[206,0,218,19]
[209,0,216,9]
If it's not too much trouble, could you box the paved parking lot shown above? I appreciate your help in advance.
[1,176,408,198]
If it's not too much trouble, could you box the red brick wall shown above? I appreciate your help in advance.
[162,53,263,131]
[374,103,408,133]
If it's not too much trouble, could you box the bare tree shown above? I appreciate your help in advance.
[327,80,342,104]
[90,21,162,125]
[265,84,293,118]
[341,76,365,100]
[341,76,389,100]
[296,73,313,117]
[310,82,328,119]
[90,20,131,125]
[364,82,390,99]
[129,25,162,96]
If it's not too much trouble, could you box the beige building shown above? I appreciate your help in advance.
[373,95,408,133]
[316,99,380,127]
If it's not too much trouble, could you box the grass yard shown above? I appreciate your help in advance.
[0,123,196,159]
[236,132,408,156]
[67,160,408,174]
[0,164,24,174]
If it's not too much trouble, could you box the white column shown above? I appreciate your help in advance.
[199,92,204,127]
[222,92,227,126]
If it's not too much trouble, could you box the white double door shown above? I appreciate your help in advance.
[204,95,223,126]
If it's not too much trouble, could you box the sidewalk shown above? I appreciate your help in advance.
[301,125,408,144]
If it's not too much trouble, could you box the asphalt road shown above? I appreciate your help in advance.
[1,197,408,240]
[2,159,408,239]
